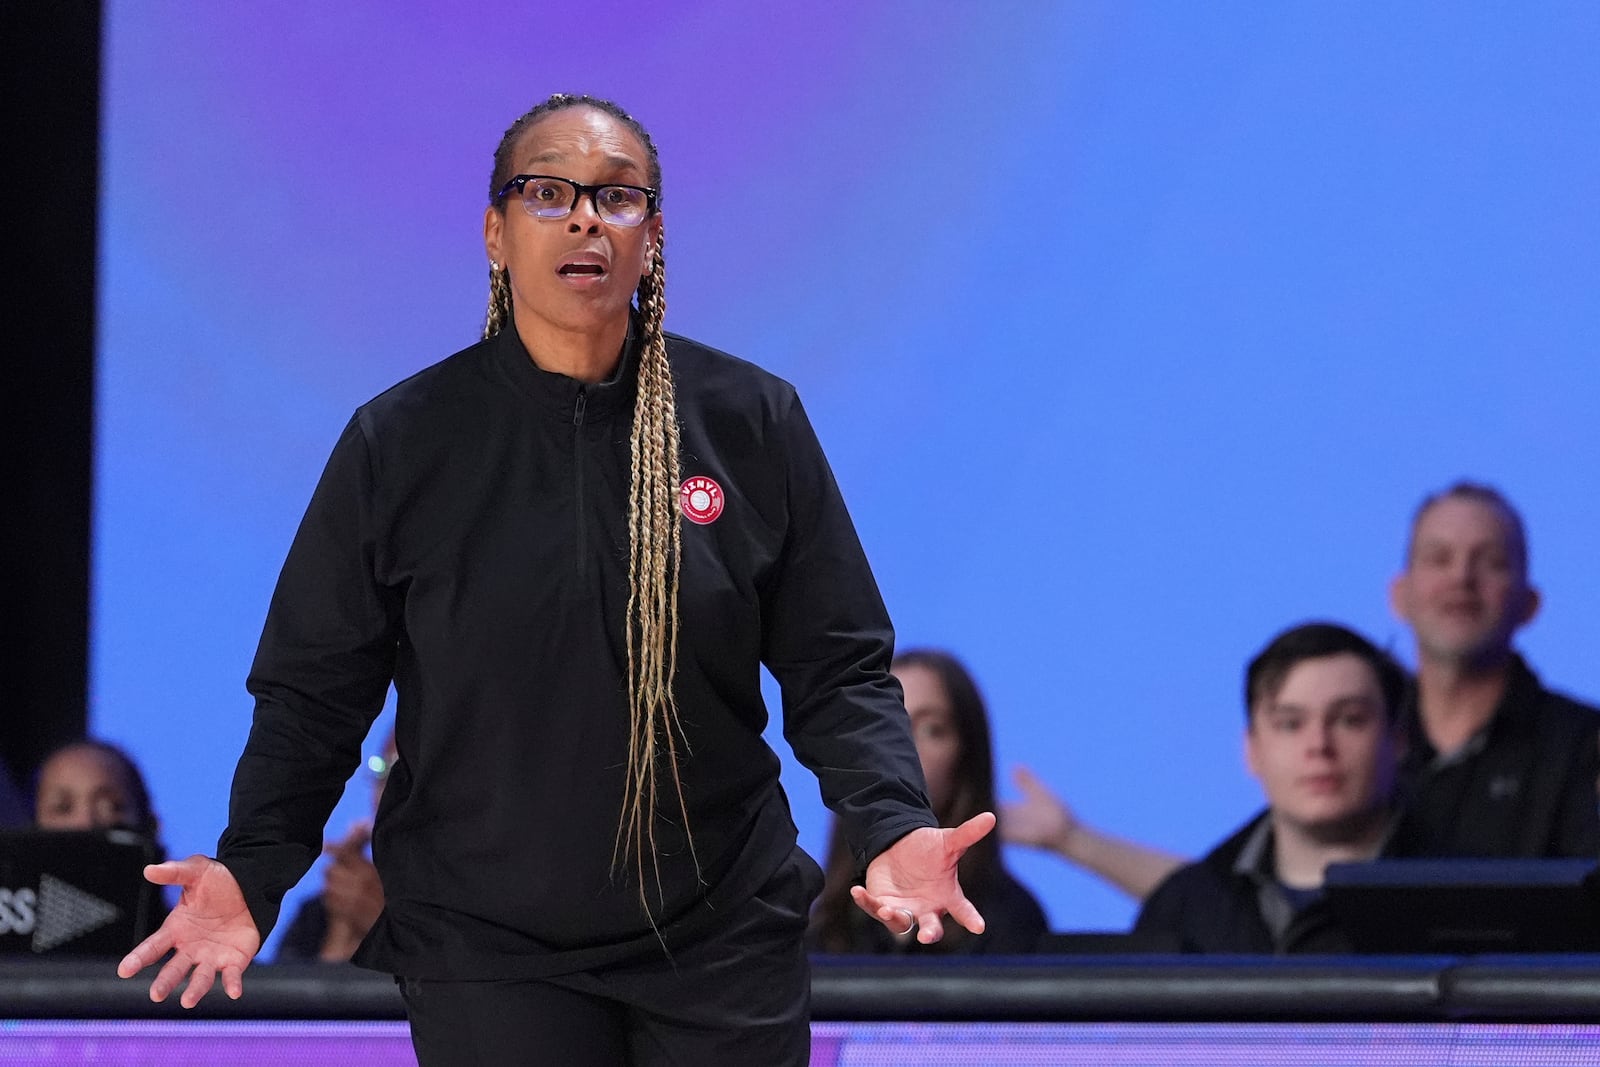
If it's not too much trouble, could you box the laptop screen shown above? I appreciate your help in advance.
[1323,857,1600,954]
[0,829,162,957]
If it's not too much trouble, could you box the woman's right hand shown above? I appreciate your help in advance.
[116,855,262,1008]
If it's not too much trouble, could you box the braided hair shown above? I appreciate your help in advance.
[484,95,694,920]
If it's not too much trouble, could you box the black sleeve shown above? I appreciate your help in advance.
[216,415,401,940]
[759,392,936,870]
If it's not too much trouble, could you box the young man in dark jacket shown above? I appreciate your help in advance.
[1134,623,1408,953]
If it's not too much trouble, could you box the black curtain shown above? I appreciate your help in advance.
[1,1,100,817]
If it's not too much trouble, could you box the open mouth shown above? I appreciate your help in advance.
[558,263,606,277]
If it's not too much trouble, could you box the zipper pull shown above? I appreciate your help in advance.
[573,389,587,426]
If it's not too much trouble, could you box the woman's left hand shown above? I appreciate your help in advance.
[850,811,995,944]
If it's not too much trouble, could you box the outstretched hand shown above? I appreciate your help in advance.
[116,855,262,1008]
[851,811,995,944]
[1001,765,1080,855]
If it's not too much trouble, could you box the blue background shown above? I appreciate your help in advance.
[95,2,1600,955]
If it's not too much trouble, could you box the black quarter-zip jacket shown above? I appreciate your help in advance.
[217,323,935,979]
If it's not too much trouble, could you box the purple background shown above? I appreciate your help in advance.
[6,1021,1600,1066]
[96,3,1600,951]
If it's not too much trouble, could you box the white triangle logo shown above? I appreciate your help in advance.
[32,873,122,953]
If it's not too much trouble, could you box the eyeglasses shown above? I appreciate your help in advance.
[495,174,658,228]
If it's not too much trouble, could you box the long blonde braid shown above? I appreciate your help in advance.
[482,95,695,921]
[618,225,700,916]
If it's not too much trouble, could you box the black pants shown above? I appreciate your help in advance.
[399,852,818,1066]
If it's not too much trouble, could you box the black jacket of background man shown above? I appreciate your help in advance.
[1389,655,1600,860]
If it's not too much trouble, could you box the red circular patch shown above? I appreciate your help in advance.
[679,476,725,525]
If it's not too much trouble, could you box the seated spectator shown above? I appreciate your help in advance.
[1386,481,1599,858]
[1133,622,1407,953]
[33,738,171,929]
[1006,481,1600,900]
[274,731,393,963]
[35,739,164,854]
[809,649,1045,955]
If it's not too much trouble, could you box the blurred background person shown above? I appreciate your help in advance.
[34,739,163,853]
[274,730,394,963]
[1386,481,1599,858]
[810,649,1045,955]
[1005,481,1600,904]
[1134,622,1408,953]
[31,737,171,927]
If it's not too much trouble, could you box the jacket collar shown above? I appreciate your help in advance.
[488,312,640,421]
[1399,653,1541,774]
[1230,808,1397,946]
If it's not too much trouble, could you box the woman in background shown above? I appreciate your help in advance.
[35,739,163,852]
[34,738,171,928]
[811,649,1045,954]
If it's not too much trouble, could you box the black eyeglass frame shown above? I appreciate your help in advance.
[495,174,659,226]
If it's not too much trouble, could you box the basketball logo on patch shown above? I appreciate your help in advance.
[679,476,725,525]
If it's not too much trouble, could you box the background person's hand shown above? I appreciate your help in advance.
[1002,765,1080,856]
[318,823,384,961]
[851,812,995,944]
[1002,765,1187,899]
[116,855,262,1008]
